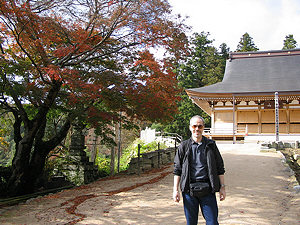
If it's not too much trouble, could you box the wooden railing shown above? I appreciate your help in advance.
[154,132,183,146]
[203,127,247,136]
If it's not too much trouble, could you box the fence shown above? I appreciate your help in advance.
[155,132,183,147]
[127,144,177,175]
[141,128,182,147]
[127,131,182,175]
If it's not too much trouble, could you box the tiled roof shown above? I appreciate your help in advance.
[187,49,300,95]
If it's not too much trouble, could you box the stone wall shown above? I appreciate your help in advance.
[261,141,300,150]
[127,147,176,174]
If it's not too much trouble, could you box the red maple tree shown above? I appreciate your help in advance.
[0,0,188,196]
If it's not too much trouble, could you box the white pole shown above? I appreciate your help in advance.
[275,92,279,142]
[233,95,236,144]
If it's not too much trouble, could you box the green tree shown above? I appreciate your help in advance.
[236,32,259,52]
[164,32,228,139]
[283,34,297,50]
[219,43,230,72]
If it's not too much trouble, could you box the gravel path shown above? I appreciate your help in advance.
[0,143,299,225]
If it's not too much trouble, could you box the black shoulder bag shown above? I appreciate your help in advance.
[189,181,211,198]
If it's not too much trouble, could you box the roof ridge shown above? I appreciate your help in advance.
[229,49,300,60]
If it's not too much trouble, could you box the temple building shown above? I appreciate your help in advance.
[186,49,300,141]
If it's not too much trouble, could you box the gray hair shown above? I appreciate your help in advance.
[189,115,205,125]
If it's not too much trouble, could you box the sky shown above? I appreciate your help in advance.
[168,0,300,51]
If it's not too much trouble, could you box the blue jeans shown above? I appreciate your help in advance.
[182,192,219,225]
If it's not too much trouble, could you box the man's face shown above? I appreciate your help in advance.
[189,117,204,141]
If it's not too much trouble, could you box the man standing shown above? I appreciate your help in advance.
[173,115,226,225]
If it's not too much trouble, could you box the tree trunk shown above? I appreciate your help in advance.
[5,80,69,196]
[110,146,115,176]
[7,118,71,197]
[8,135,36,196]
[8,148,48,196]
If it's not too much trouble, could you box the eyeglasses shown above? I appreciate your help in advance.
[191,124,204,129]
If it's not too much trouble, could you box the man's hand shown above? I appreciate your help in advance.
[219,186,226,201]
[173,190,180,203]
[173,175,181,203]
[218,175,226,201]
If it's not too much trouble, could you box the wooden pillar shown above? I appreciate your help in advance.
[258,103,262,134]
[286,103,290,134]
[211,104,215,130]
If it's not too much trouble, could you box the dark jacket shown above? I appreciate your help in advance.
[173,136,225,193]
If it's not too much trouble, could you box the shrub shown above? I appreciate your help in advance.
[95,154,110,177]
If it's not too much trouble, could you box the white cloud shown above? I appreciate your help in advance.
[169,0,300,51]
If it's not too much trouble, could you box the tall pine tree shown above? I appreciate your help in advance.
[164,32,229,139]
[236,32,259,52]
[282,34,297,50]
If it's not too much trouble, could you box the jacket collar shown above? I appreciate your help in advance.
[189,135,213,145]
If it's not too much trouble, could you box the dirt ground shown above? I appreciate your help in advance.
[0,143,299,225]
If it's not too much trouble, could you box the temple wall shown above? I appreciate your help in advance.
[211,100,300,134]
